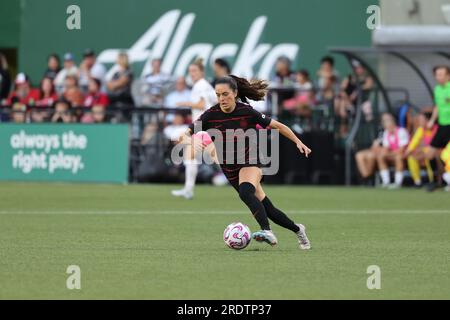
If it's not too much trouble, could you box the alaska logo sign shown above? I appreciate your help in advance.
[97,10,299,79]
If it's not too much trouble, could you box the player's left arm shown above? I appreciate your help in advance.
[269,119,312,158]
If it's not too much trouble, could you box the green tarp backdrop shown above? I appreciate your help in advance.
[0,124,129,183]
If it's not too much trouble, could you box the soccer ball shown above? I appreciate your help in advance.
[223,222,252,250]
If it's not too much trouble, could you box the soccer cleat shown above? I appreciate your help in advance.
[252,230,278,246]
[171,188,193,200]
[296,224,311,250]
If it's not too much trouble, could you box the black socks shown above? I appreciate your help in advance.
[262,196,300,233]
[238,182,271,230]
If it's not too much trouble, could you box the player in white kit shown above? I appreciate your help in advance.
[171,58,218,199]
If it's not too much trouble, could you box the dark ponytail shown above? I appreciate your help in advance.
[216,75,268,103]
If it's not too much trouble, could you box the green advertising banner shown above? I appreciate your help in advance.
[18,0,377,85]
[0,124,129,183]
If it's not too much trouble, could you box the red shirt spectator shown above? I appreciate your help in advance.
[36,77,58,107]
[63,75,84,107]
[83,77,109,108]
[6,73,40,106]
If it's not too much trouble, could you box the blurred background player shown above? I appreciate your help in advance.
[376,112,410,189]
[440,142,450,191]
[171,58,218,199]
[405,111,437,187]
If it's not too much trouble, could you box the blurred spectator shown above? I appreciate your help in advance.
[316,74,337,108]
[335,60,374,119]
[10,102,27,123]
[83,77,109,108]
[376,113,410,188]
[283,93,311,117]
[283,69,314,116]
[36,77,58,107]
[164,76,191,122]
[106,52,134,106]
[51,98,73,123]
[142,58,172,105]
[31,77,57,122]
[54,53,78,94]
[163,113,189,142]
[6,73,40,106]
[81,104,107,124]
[317,56,339,90]
[78,48,106,93]
[294,69,313,93]
[43,54,61,81]
[0,53,11,101]
[164,77,191,107]
[355,138,382,185]
[405,112,438,187]
[211,58,231,87]
[271,56,296,86]
[63,75,84,107]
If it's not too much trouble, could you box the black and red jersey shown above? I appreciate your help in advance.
[188,102,272,190]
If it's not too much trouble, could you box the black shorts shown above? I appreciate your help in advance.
[221,164,264,192]
[430,125,450,149]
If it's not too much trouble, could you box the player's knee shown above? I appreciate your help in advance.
[238,182,256,202]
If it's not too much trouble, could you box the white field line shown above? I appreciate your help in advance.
[0,209,449,215]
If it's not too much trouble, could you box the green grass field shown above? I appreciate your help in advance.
[0,182,449,299]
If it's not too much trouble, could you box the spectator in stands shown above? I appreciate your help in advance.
[165,76,191,107]
[78,48,106,93]
[283,69,314,116]
[106,52,134,106]
[294,69,313,93]
[142,58,172,105]
[31,77,58,122]
[63,75,84,107]
[335,60,374,120]
[405,111,438,187]
[317,56,339,90]
[43,54,61,81]
[0,53,12,102]
[376,112,410,189]
[83,77,109,108]
[54,53,78,94]
[10,102,27,123]
[355,138,382,185]
[425,65,450,191]
[163,113,189,142]
[36,77,58,107]
[51,98,73,123]
[316,74,337,108]
[81,104,107,124]
[6,73,40,106]
[211,58,231,87]
[164,76,191,122]
[271,56,296,86]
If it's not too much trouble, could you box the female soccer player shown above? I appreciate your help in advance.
[171,58,218,199]
[177,75,312,249]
